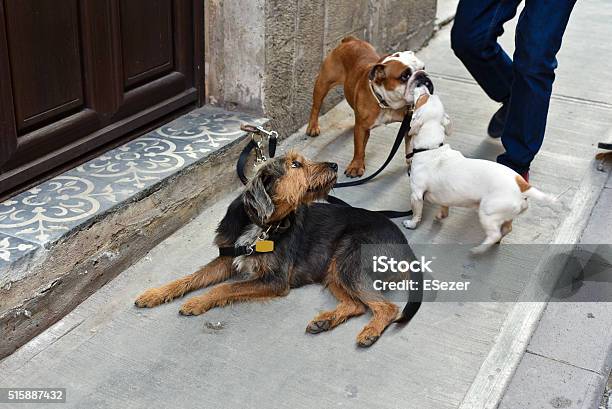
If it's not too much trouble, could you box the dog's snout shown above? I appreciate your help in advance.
[415,72,434,94]
[327,162,338,172]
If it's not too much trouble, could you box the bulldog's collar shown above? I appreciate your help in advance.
[369,80,392,109]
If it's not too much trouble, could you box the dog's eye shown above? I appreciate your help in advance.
[291,160,302,168]
[400,69,412,82]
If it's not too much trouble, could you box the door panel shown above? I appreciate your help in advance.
[120,0,174,89]
[113,0,194,120]
[0,0,203,197]
[5,0,84,133]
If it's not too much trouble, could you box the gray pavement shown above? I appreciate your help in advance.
[436,0,459,25]
[499,173,612,409]
[1,1,611,408]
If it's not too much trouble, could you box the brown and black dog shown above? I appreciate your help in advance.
[135,152,421,347]
[306,36,433,178]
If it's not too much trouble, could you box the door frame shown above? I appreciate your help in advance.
[0,1,17,166]
[194,0,205,106]
[0,0,205,200]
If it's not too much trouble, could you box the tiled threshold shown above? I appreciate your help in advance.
[0,106,266,358]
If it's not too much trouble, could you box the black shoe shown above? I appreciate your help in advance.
[487,103,509,139]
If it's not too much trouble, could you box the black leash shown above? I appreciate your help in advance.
[237,139,258,185]
[236,115,413,218]
[327,112,413,218]
[324,194,412,219]
[333,112,412,188]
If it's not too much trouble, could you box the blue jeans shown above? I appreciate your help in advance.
[451,0,576,173]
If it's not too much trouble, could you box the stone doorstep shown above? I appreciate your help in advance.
[0,106,267,359]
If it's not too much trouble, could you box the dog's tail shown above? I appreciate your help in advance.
[523,187,557,203]
[515,175,557,203]
[395,268,423,323]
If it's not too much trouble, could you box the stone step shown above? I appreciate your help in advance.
[0,106,267,359]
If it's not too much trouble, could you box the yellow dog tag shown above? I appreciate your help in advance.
[255,240,274,253]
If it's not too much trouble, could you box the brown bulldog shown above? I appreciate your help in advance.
[306,36,433,177]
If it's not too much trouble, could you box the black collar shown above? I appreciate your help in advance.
[218,218,291,257]
[219,245,256,257]
[405,143,444,160]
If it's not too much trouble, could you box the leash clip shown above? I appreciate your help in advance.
[254,125,278,141]
[258,226,271,241]
[252,133,267,164]
[241,124,279,166]
[253,126,278,165]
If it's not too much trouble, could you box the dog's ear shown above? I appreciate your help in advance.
[442,113,452,137]
[243,168,275,225]
[369,64,386,82]
[408,111,423,137]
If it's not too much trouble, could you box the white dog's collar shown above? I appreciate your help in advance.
[406,143,444,160]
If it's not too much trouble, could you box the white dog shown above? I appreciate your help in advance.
[402,87,555,253]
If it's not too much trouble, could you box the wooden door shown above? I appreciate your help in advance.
[0,0,203,197]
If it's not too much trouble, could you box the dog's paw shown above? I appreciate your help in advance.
[356,326,380,347]
[435,207,449,221]
[470,244,491,255]
[134,288,168,308]
[402,219,419,229]
[344,160,365,178]
[179,298,208,316]
[306,319,332,334]
[306,122,320,137]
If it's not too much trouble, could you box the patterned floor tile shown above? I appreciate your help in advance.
[0,106,266,255]
[0,233,40,271]
[0,176,102,245]
[71,136,188,205]
[155,106,265,151]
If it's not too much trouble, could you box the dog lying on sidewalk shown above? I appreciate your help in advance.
[306,36,433,178]
[135,152,421,347]
[402,87,556,253]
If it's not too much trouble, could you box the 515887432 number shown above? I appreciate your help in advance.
[0,388,66,403]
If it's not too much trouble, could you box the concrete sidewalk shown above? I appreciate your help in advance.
[499,180,612,409]
[1,1,611,408]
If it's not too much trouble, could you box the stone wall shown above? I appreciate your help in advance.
[205,0,437,137]
[204,0,267,113]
